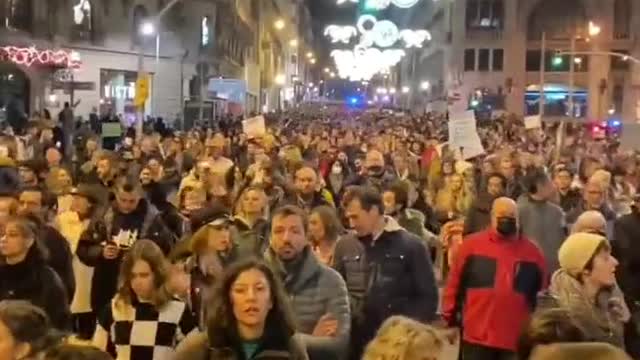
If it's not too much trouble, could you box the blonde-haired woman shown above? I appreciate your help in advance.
[434,173,474,223]
[46,167,74,214]
[362,316,444,360]
[231,186,270,259]
[92,240,197,360]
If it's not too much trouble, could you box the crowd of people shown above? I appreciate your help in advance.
[0,108,638,360]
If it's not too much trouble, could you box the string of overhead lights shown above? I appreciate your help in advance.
[325,0,431,81]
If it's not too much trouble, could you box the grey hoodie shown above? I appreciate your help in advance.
[517,195,567,272]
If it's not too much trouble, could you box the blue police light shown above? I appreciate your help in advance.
[610,119,621,127]
[349,97,358,105]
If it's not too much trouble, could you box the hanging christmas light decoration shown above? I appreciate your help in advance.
[331,47,406,81]
[351,15,431,49]
[0,46,81,68]
[399,29,432,48]
[324,25,358,44]
[364,0,392,10]
[326,1,430,80]
[390,0,421,8]
[337,0,421,9]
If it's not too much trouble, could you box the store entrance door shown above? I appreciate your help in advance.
[0,63,30,130]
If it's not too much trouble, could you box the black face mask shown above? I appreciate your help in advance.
[496,217,517,237]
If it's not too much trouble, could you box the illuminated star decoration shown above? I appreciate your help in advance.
[324,25,358,44]
[0,46,81,68]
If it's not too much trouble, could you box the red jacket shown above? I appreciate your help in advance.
[442,229,547,351]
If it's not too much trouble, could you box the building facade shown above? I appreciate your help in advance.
[402,0,640,121]
[0,0,315,127]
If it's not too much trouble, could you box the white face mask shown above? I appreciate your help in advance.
[332,165,343,174]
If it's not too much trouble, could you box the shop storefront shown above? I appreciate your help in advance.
[0,45,80,129]
[99,68,153,126]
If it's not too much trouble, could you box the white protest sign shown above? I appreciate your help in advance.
[621,123,640,151]
[524,115,542,129]
[242,115,266,138]
[448,111,485,159]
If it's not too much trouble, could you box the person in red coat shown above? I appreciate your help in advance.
[442,197,547,359]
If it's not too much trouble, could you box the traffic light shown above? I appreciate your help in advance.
[552,56,563,67]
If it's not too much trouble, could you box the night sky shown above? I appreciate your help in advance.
[305,0,357,66]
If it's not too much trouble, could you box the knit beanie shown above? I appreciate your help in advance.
[558,232,607,277]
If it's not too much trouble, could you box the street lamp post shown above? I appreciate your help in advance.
[136,0,182,140]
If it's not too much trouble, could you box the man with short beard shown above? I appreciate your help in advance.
[266,205,350,360]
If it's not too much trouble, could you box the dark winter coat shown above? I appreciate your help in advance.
[266,247,350,360]
[0,247,70,330]
[333,217,438,359]
[39,223,75,302]
[76,199,175,312]
[613,209,640,308]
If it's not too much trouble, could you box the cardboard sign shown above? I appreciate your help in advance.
[524,115,542,129]
[242,115,266,138]
[448,111,485,159]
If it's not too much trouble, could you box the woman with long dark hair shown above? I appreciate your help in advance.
[0,216,70,330]
[174,258,308,360]
[92,240,197,360]
[0,300,64,360]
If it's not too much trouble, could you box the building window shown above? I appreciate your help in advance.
[4,0,32,32]
[201,16,210,47]
[464,49,476,71]
[100,69,151,124]
[612,84,624,114]
[492,48,504,71]
[478,49,490,71]
[72,0,93,41]
[526,50,541,71]
[466,0,503,30]
[614,0,630,39]
[611,50,630,70]
[527,0,586,40]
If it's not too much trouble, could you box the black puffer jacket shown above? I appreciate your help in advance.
[77,199,175,312]
[0,246,70,330]
[333,217,438,360]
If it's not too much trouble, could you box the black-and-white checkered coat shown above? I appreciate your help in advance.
[93,297,197,360]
